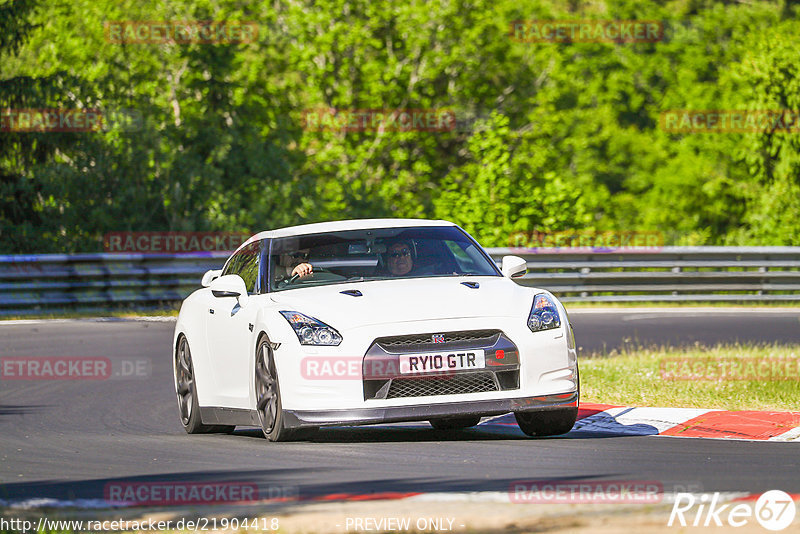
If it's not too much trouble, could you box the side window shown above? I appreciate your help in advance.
[222,252,243,277]
[222,241,261,294]
[238,241,261,294]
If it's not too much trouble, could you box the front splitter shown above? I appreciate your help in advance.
[283,391,578,428]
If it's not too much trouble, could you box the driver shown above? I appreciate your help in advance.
[275,249,313,284]
[385,241,414,276]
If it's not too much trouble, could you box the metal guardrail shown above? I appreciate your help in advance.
[500,247,800,302]
[0,247,799,314]
[0,252,229,314]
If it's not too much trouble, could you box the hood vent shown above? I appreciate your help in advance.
[340,289,363,297]
[461,281,480,289]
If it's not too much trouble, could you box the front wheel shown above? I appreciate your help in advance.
[175,336,234,434]
[255,337,318,441]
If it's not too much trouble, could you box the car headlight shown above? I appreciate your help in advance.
[280,311,343,346]
[528,294,561,332]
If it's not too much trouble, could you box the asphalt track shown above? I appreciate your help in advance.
[0,309,799,509]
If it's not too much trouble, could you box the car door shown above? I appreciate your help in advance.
[205,240,263,408]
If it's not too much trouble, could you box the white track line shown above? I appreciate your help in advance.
[769,426,800,442]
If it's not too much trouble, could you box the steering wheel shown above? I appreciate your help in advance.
[287,266,326,284]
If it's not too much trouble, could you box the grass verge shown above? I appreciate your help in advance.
[581,343,800,411]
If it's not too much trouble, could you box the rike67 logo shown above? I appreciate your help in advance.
[669,490,796,531]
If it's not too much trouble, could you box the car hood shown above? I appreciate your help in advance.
[268,277,536,330]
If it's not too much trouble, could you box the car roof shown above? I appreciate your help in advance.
[238,218,457,250]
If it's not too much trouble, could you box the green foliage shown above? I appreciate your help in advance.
[0,0,798,252]
[730,18,800,245]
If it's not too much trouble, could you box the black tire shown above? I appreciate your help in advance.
[515,363,580,437]
[175,336,235,434]
[429,416,482,430]
[514,408,578,437]
[255,337,318,442]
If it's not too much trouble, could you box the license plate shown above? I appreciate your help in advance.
[398,350,485,374]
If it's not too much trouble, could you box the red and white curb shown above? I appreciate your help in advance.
[479,403,800,441]
[573,403,800,441]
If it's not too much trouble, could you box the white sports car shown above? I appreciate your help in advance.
[172,219,579,441]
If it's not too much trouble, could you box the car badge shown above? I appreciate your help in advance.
[432,334,445,343]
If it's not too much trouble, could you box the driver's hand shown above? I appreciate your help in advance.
[291,263,313,278]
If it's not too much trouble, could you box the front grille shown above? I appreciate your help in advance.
[386,371,498,399]
[376,330,500,352]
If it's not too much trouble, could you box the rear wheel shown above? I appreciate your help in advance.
[175,336,234,434]
[255,337,318,442]
[429,416,481,430]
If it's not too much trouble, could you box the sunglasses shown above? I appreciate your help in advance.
[289,252,309,260]
[388,249,411,258]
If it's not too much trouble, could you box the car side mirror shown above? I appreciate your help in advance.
[209,274,249,307]
[501,255,527,279]
[201,269,223,287]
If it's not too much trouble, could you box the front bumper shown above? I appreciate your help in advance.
[282,390,578,428]
[277,316,576,412]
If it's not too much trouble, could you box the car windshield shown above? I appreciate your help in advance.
[269,226,500,291]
